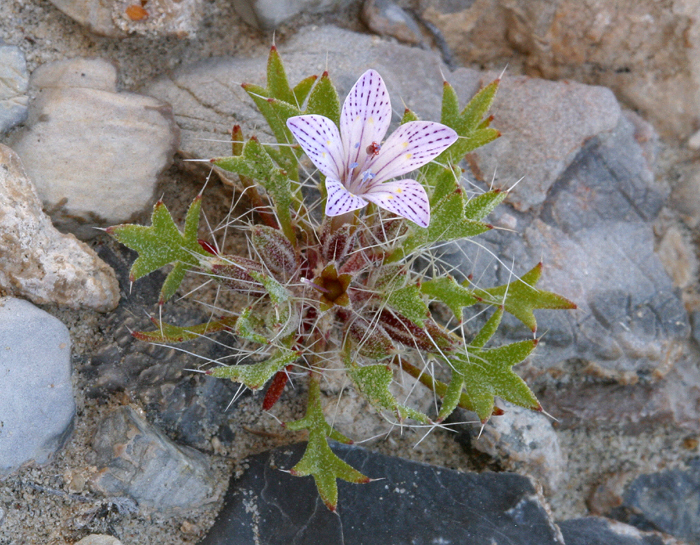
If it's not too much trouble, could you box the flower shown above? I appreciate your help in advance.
[286,70,458,228]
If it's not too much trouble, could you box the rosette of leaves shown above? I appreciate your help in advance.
[108,46,575,511]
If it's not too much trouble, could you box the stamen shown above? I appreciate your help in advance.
[301,277,330,294]
[348,162,359,171]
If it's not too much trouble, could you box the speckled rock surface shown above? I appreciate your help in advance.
[8,57,179,238]
[0,297,74,476]
[0,144,120,312]
[0,44,28,134]
[233,0,355,29]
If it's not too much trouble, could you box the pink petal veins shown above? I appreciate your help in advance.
[368,121,458,184]
[340,69,392,175]
[286,115,345,181]
[363,179,430,228]
[325,178,368,217]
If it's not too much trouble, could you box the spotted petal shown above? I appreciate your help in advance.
[340,70,392,174]
[363,179,430,228]
[325,178,367,217]
[287,115,345,180]
[369,121,458,184]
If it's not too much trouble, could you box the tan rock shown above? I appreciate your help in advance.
[48,0,203,38]
[0,144,120,312]
[9,58,179,239]
[421,0,700,139]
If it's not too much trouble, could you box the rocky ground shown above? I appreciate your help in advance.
[1,1,700,544]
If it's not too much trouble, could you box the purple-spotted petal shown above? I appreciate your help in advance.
[340,70,392,172]
[363,179,430,228]
[325,178,368,217]
[286,115,345,180]
[368,121,458,184]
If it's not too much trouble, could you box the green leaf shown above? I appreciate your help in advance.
[457,79,499,135]
[209,347,299,390]
[421,275,477,321]
[463,190,507,221]
[401,108,419,124]
[234,307,268,345]
[266,46,295,104]
[293,75,318,108]
[470,307,504,349]
[346,362,428,424]
[395,189,491,259]
[384,285,429,327]
[249,271,290,304]
[471,263,577,332]
[132,316,238,344]
[304,71,340,127]
[440,80,460,128]
[438,339,539,422]
[286,376,369,511]
[213,138,295,244]
[107,197,208,304]
[430,165,461,205]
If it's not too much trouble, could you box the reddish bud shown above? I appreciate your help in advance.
[262,366,292,410]
[251,225,298,279]
[208,256,265,294]
[346,317,396,360]
[197,239,218,255]
[378,310,456,352]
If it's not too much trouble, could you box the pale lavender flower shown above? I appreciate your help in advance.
[286,70,458,228]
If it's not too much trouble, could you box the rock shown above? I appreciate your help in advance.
[8,58,179,239]
[467,72,621,211]
[361,0,424,45]
[0,45,28,134]
[608,459,700,543]
[232,0,354,29]
[47,0,203,38]
[0,144,120,312]
[0,297,74,476]
[656,226,697,289]
[74,536,124,545]
[559,516,684,545]
[420,0,700,139]
[199,442,566,544]
[469,402,566,494]
[89,240,242,451]
[670,166,700,228]
[91,406,218,511]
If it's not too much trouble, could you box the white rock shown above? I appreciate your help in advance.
[8,58,179,239]
[0,144,120,312]
[0,45,29,134]
[48,0,203,38]
[233,0,355,29]
[472,402,566,494]
[75,535,124,545]
[0,297,74,476]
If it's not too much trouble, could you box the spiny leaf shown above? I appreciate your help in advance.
[401,108,419,124]
[285,376,368,511]
[234,307,268,345]
[421,275,477,321]
[346,361,428,424]
[266,45,295,104]
[384,284,429,328]
[471,263,577,332]
[249,271,290,304]
[107,197,208,304]
[430,165,461,205]
[438,339,539,422]
[213,138,295,244]
[463,190,507,222]
[396,189,491,259]
[209,347,299,390]
[133,316,238,343]
[304,71,340,127]
[293,75,318,108]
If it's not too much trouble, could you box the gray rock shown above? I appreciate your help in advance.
[0,297,74,476]
[48,0,203,38]
[467,71,621,212]
[0,144,120,312]
[469,402,566,494]
[232,0,354,29]
[74,536,124,545]
[559,517,683,545]
[91,406,218,511]
[609,459,700,543]
[199,442,566,544]
[361,0,424,45]
[0,45,28,134]
[8,58,179,239]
